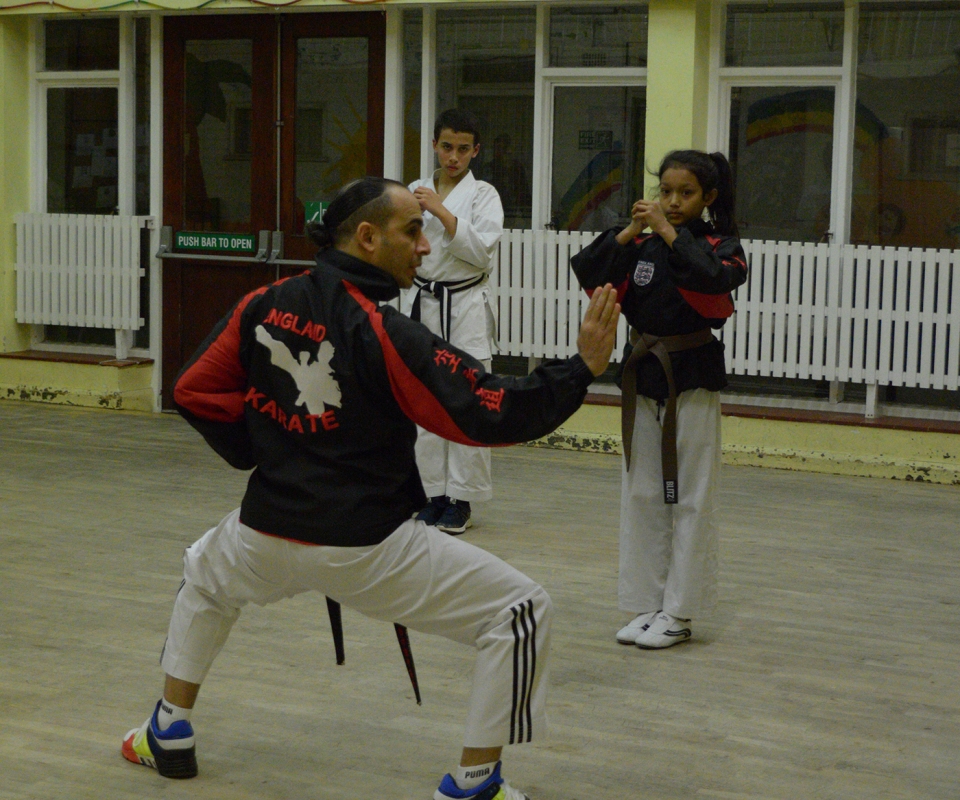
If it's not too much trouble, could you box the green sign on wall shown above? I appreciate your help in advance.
[175,231,256,253]
[304,201,328,224]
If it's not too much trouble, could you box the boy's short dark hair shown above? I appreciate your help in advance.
[433,109,482,146]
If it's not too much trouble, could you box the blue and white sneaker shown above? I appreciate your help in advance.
[416,496,450,525]
[121,700,198,779]
[435,500,472,535]
[434,762,530,800]
[635,611,692,649]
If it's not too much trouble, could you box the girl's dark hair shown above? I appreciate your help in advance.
[657,150,739,237]
[306,176,407,249]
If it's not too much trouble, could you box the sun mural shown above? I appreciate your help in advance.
[323,99,368,189]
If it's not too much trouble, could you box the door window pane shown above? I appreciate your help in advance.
[551,86,645,233]
[295,37,369,219]
[183,40,253,232]
[728,86,835,243]
[135,17,151,219]
[853,4,960,248]
[549,6,648,68]
[725,3,844,67]
[47,87,119,214]
[402,10,422,186]
[437,9,535,229]
[44,18,119,71]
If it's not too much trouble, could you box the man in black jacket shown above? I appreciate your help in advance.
[121,177,620,800]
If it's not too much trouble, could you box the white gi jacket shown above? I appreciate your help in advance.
[400,170,504,360]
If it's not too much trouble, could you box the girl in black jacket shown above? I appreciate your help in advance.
[571,150,748,649]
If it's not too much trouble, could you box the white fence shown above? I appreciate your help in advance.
[16,213,152,358]
[491,229,632,360]
[491,230,960,417]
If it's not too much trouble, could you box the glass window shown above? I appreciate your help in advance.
[294,37,369,225]
[135,17,151,219]
[550,86,646,233]
[853,3,960,248]
[47,87,119,214]
[549,6,648,68]
[44,18,120,71]
[402,10,422,186]
[182,39,253,232]
[436,9,535,229]
[728,86,835,243]
[40,19,150,351]
[725,3,844,67]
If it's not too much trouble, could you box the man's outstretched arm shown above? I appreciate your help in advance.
[351,282,621,447]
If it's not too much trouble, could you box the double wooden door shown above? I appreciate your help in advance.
[161,13,385,405]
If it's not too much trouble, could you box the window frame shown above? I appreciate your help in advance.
[710,1,858,245]
[29,15,149,357]
[540,75,648,232]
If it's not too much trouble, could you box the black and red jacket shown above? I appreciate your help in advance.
[571,219,748,401]
[174,247,595,546]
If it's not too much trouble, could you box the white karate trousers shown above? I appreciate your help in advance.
[401,284,495,503]
[160,510,550,748]
[618,388,721,619]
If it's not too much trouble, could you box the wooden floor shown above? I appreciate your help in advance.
[1,400,958,800]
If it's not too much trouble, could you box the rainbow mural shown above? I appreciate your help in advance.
[746,88,888,149]
[555,147,624,231]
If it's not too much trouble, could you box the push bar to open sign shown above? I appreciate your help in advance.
[156,227,271,263]
[176,231,257,252]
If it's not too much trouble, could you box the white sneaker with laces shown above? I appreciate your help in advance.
[615,611,659,644]
[635,611,692,649]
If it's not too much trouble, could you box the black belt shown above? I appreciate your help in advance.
[410,275,485,340]
[325,597,421,705]
[621,328,716,503]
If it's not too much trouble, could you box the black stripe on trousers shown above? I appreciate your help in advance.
[508,599,537,744]
[159,578,188,667]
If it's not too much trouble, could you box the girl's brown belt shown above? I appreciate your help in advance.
[621,328,716,503]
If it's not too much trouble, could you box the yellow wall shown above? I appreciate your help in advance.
[644,0,712,196]
[0,356,155,410]
[0,17,30,353]
[0,0,489,14]
[532,402,960,487]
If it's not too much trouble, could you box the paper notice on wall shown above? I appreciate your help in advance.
[73,165,93,188]
[96,185,118,209]
[75,133,96,156]
[946,134,960,168]
[91,147,108,177]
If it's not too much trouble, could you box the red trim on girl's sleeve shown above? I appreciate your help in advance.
[174,285,270,422]
[677,287,735,319]
[343,281,486,447]
[706,235,748,273]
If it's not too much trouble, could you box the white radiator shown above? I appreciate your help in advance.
[490,228,631,360]
[835,244,960,391]
[720,240,841,383]
[15,213,151,331]
[492,230,960,416]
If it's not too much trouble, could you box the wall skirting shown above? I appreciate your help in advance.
[0,352,154,412]
[526,402,960,486]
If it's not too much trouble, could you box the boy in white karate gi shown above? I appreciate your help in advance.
[401,109,505,534]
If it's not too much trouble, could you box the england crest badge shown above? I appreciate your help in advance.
[634,259,655,286]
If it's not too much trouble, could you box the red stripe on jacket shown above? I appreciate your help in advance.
[344,281,486,447]
[676,287,736,318]
[174,285,271,422]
